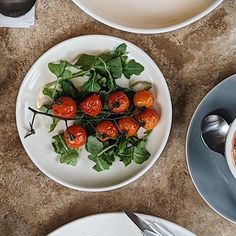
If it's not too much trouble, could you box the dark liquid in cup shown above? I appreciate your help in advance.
[0,0,36,17]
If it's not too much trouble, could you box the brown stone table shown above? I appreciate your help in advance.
[1,0,236,235]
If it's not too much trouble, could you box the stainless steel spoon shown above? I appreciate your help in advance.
[201,115,229,155]
[0,0,36,17]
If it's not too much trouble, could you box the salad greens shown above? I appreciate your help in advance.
[26,43,154,172]
[43,43,144,97]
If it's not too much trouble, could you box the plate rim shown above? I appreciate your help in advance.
[186,74,236,224]
[72,0,224,34]
[16,34,172,192]
[47,212,195,236]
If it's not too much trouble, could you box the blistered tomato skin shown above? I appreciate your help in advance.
[52,96,77,118]
[64,125,87,149]
[96,121,119,142]
[80,93,103,117]
[134,90,155,108]
[118,118,140,137]
[137,108,159,130]
[108,91,130,113]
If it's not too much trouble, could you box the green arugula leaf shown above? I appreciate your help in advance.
[123,59,144,79]
[133,140,150,164]
[60,80,78,99]
[85,136,103,155]
[61,69,73,79]
[115,139,133,166]
[99,53,114,63]
[115,138,126,155]
[100,149,115,165]
[75,54,96,70]
[107,57,123,78]
[120,148,134,166]
[86,136,114,172]
[52,134,66,154]
[114,43,127,56]
[107,76,118,92]
[48,61,67,78]
[39,104,52,112]
[42,87,54,98]
[121,55,128,65]
[94,58,118,92]
[128,136,140,146]
[129,80,152,90]
[98,77,108,88]
[81,72,101,92]
[93,158,110,172]
[60,150,78,166]
[49,118,59,132]
[52,134,79,166]
[94,58,107,76]
[42,87,62,99]
[144,130,152,139]
[88,153,111,172]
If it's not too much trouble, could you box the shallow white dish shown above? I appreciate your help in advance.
[72,0,223,34]
[16,35,172,192]
[48,212,196,236]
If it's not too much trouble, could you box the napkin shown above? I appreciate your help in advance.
[0,6,35,28]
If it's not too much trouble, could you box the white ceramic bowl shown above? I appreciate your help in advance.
[48,213,196,236]
[225,118,236,179]
[16,35,172,192]
[72,0,224,34]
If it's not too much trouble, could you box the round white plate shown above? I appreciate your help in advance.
[16,35,172,192]
[48,212,196,236]
[72,0,223,34]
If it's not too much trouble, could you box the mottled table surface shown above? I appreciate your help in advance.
[1,0,236,235]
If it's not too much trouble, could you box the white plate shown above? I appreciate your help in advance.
[48,212,196,236]
[16,35,172,192]
[72,0,223,34]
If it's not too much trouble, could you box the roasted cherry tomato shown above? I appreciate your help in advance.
[137,108,159,130]
[64,125,87,149]
[133,90,155,108]
[52,96,77,118]
[108,91,130,113]
[118,117,140,137]
[80,93,103,117]
[96,121,119,142]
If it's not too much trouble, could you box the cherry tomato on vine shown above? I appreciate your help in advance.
[108,91,130,113]
[64,125,87,149]
[137,108,159,130]
[118,117,140,137]
[80,93,103,117]
[96,121,119,142]
[133,90,155,108]
[52,96,77,118]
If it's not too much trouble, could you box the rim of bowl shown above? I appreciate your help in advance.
[225,118,236,179]
[48,212,194,236]
[186,74,236,224]
[72,0,224,34]
[16,34,172,192]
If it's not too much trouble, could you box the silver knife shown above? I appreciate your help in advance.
[123,210,165,236]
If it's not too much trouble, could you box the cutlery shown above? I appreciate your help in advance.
[201,114,229,155]
[123,210,174,236]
